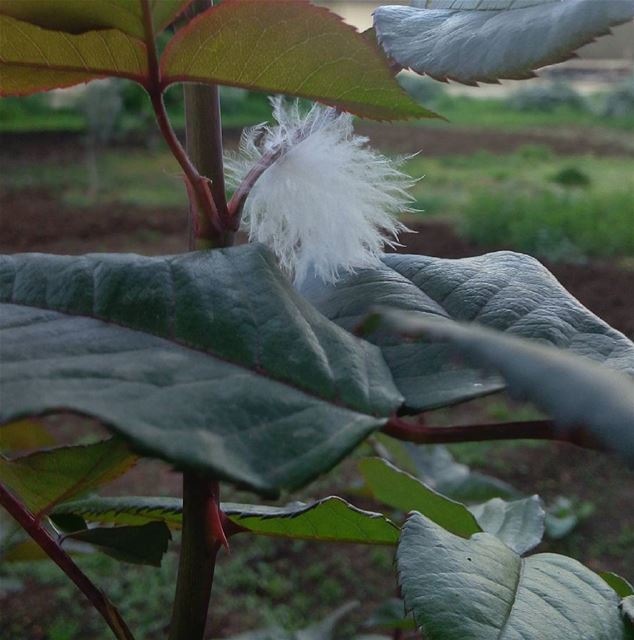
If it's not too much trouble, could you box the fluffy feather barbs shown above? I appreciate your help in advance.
[226,99,415,285]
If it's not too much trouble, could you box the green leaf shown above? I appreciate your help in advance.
[374,1,634,84]
[0,15,148,96]
[468,496,544,556]
[0,245,402,495]
[52,496,183,529]
[398,512,632,640]
[359,458,481,538]
[381,437,520,502]
[0,419,55,452]
[0,0,191,37]
[64,521,171,567]
[301,251,634,411]
[160,0,433,121]
[52,495,400,545]
[600,572,634,599]
[360,457,543,554]
[224,498,399,545]
[0,439,136,514]
[377,310,634,468]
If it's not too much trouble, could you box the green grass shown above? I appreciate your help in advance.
[419,95,634,132]
[404,150,634,259]
[462,188,634,260]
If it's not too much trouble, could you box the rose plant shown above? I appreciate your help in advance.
[1,1,634,639]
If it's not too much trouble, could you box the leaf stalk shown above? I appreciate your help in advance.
[0,483,135,640]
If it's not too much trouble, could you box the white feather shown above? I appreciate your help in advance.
[226,98,416,285]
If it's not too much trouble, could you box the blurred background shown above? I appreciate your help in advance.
[1,3,633,639]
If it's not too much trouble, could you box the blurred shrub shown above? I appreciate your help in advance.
[462,188,634,260]
[550,166,591,188]
[398,73,446,105]
[509,82,586,112]
[601,75,634,118]
[516,144,554,161]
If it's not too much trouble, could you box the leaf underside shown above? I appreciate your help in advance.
[300,251,634,412]
[378,311,634,468]
[161,0,433,120]
[0,15,148,96]
[64,521,171,567]
[0,0,192,38]
[0,244,402,496]
[0,438,136,514]
[374,0,634,84]
[398,512,633,640]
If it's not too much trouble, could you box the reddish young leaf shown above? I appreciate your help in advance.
[0,0,192,38]
[0,15,149,96]
[161,0,434,120]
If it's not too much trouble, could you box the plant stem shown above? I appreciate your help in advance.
[140,0,222,245]
[182,0,232,248]
[168,2,230,638]
[168,475,221,640]
[0,483,134,640]
[383,417,560,445]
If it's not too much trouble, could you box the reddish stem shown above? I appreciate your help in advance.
[0,483,134,640]
[383,415,560,445]
[227,148,281,223]
[140,0,222,243]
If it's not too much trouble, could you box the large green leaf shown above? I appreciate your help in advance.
[398,512,633,640]
[0,0,191,37]
[377,311,634,468]
[360,457,543,554]
[0,244,402,495]
[160,0,433,120]
[52,495,400,545]
[0,15,148,96]
[64,521,171,567]
[374,0,634,84]
[300,251,634,411]
[0,439,136,514]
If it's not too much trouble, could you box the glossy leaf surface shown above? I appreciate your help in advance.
[0,245,402,495]
[0,439,136,514]
[161,0,433,120]
[374,0,634,84]
[52,495,400,545]
[398,512,632,640]
[378,310,634,468]
[0,0,191,37]
[0,15,148,96]
[301,251,634,411]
